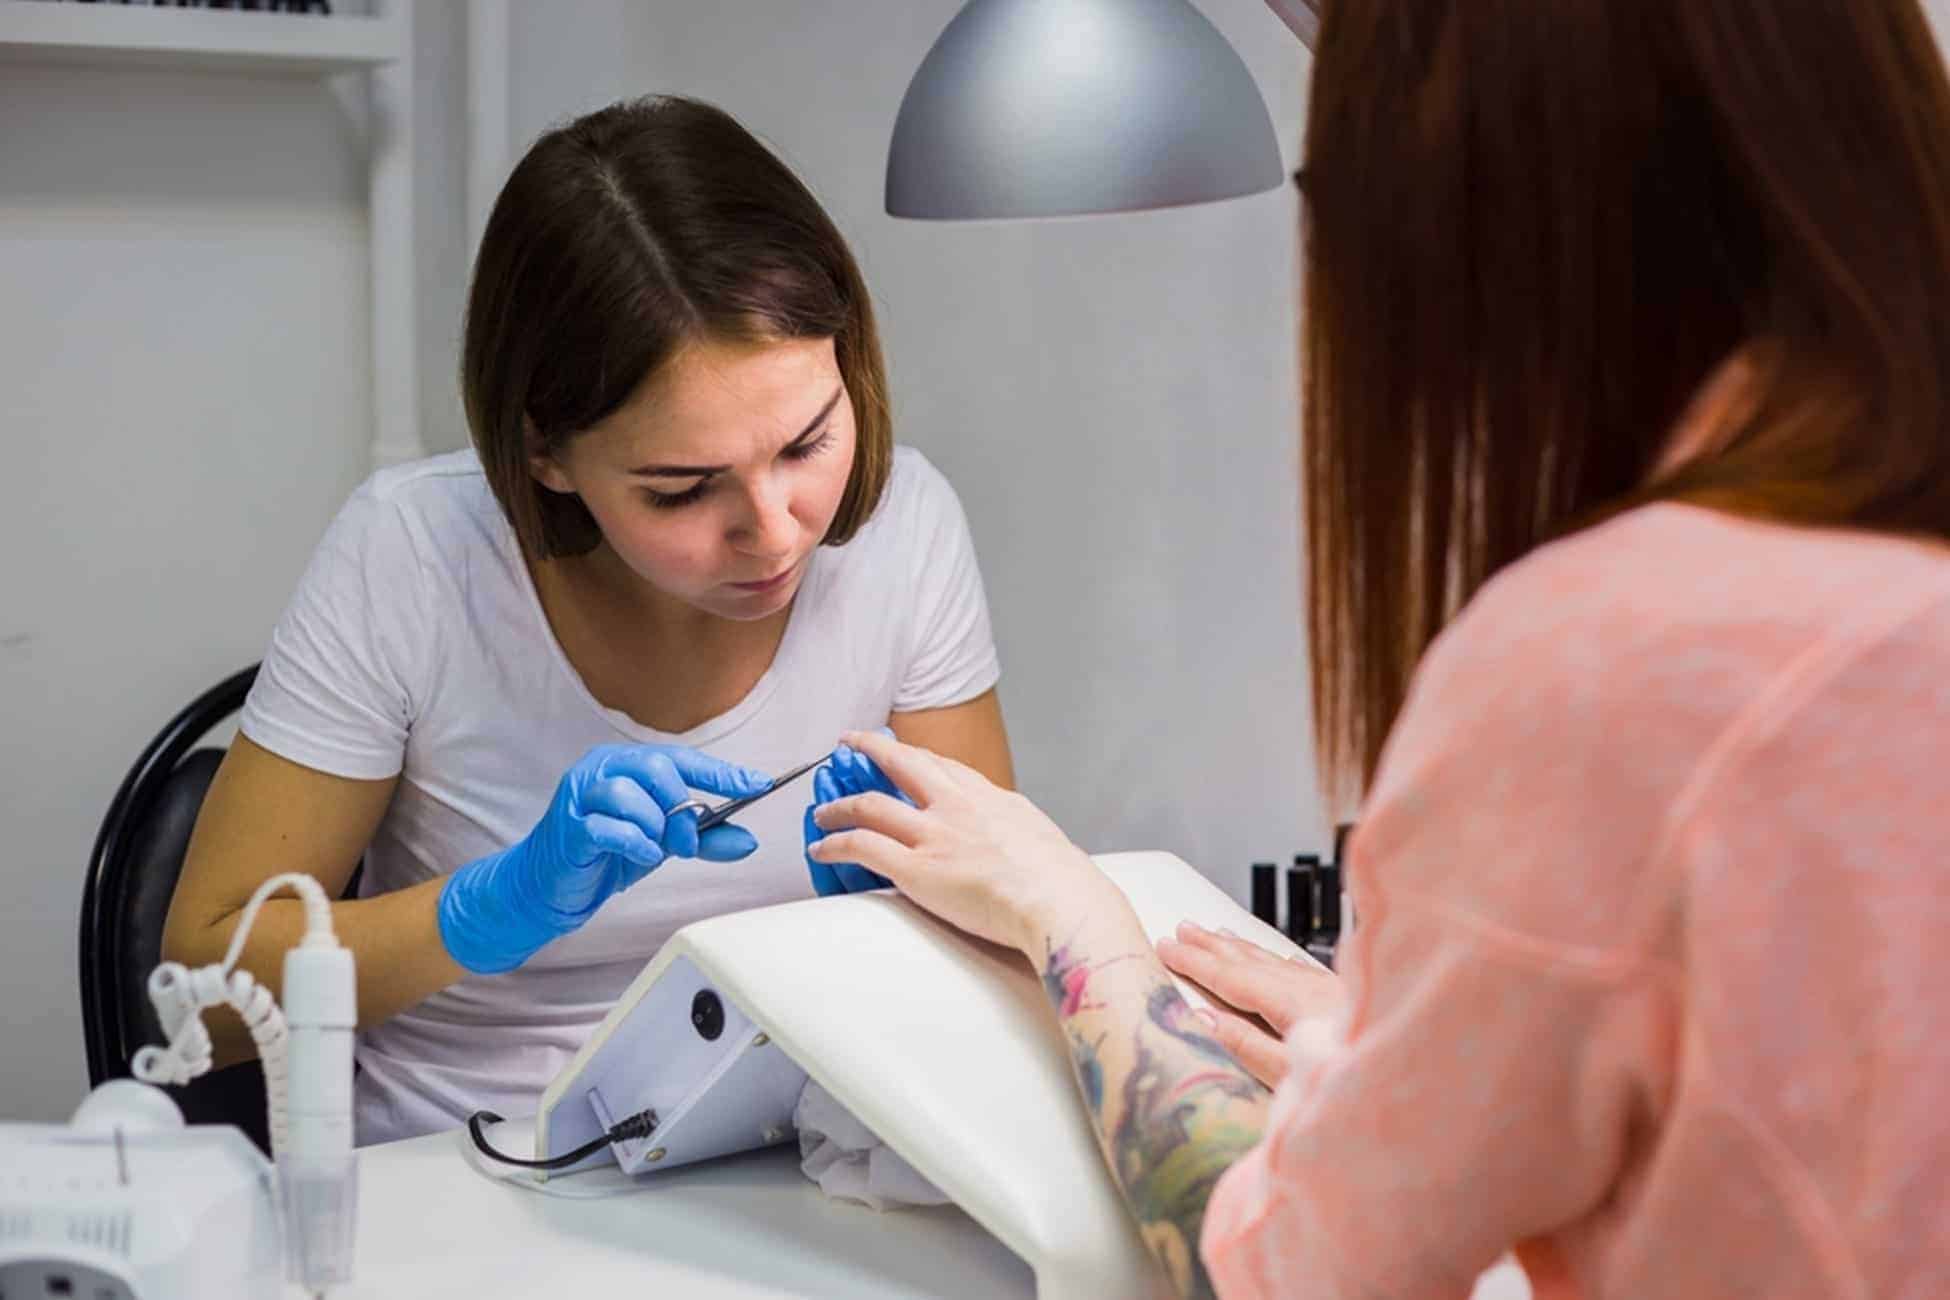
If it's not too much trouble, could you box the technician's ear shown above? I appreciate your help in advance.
[525,416,576,495]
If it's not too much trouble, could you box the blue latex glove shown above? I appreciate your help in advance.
[803,735,905,897]
[440,744,770,974]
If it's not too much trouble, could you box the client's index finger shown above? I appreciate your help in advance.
[837,729,947,804]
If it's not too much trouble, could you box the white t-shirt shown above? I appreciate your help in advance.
[240,446,1000,1145]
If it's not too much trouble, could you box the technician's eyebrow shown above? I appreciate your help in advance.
[627,388,844,479]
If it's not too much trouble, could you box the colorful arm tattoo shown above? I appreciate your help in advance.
[1043,938,1270,1299]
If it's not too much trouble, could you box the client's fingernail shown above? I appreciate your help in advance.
[1216,927,1241,939]
[1178,921,1206,939]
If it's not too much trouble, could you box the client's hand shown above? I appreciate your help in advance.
[1157,922,1344,1088]
[806,730,1116,958]
[803,734,904,897]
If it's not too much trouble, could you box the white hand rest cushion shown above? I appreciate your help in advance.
[534,851,1318,1300]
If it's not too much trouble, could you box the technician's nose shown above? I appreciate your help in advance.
[732,474,796,557]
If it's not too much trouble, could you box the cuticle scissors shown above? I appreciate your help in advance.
[666,754,827,832]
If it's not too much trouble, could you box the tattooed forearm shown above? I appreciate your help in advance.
[1070,1026,1108,1112]
[1043,941,1142,1015]
[1043,938,1270,1299]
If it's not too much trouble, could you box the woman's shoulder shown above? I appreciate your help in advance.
[1429,503,1948,701]
[325,448,510,566]
[831,444,965,557]
[1364,504,1950,939]
[880,444,961,523]
[795,443,989,660]
[351,448,499,526]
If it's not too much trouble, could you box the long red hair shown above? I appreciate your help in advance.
[1302,0,1950,800]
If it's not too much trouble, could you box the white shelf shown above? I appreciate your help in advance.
[0,1,402,75]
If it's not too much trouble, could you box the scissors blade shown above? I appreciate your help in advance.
[694,754,828,831]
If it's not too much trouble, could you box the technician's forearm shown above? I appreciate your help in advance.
[164,880,463,1068]
[1022,899,1271,1300]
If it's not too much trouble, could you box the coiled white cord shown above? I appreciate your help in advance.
[131,871,335,1158]
[131,870,358,1292]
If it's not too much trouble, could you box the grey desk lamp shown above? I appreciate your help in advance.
[885,0,1319,220]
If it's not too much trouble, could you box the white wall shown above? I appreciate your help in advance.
[492,0,1327,898]
[0,66,372,1119]
[0,0,1309,1126]
[412,0,471,453]
[12,0,1944,1128]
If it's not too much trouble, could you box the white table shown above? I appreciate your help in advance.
[305,1120,1032,1299]
[302,1120,1533,1299]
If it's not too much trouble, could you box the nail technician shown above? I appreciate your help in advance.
[162,96,1013,1146]
[810,2,1950,1297]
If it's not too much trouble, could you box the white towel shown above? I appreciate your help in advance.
[793,1078,950,1211]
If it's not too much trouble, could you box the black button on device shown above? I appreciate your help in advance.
[691,989,725,1041]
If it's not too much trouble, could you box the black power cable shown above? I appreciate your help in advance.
[467,1106,659,1170]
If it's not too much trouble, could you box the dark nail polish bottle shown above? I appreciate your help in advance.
[1318,856,1342,938]
[1250,861,1277,926]
[1285,854,1318,944]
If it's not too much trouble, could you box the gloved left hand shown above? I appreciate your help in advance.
[804,737,903,897]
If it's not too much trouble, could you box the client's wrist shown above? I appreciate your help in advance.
[1010,860,1135,966]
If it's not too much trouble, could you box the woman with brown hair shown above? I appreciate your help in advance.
[162,96,1012,1145]
[807,1,1950,1295]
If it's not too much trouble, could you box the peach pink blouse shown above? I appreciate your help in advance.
[1203,504,1950,1300]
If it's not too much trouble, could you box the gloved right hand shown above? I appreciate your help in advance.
[804,736,903,898]
[439,744,770,974]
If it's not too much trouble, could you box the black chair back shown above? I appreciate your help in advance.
[79,665,273,1151]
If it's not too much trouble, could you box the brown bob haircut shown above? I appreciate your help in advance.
[462,96,893,561]
[1302,0,1950,800]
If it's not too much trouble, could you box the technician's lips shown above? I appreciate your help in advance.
[729,565,796,594]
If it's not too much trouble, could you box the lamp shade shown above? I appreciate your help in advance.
[885,0,1284,220]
